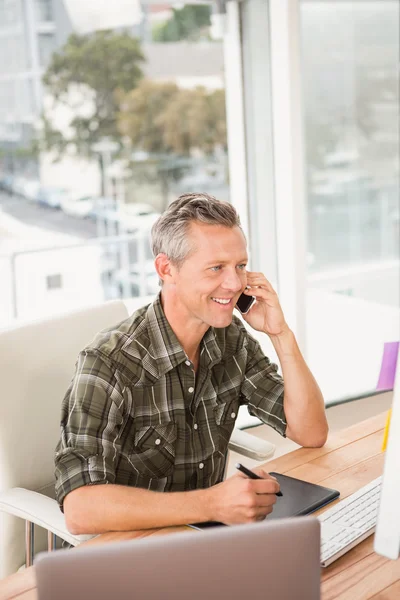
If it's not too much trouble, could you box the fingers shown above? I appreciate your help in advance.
[240,478,280,503]
[215,475,281,524]
[243,495,277,522]
[235,469,281,495]
[253,468,277,481]
[251,478,281,496]
[244,286,277,304]
[245,272,276,293]
[245,504,274,523]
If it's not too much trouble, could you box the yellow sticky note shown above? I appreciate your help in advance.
[381,409,392,452]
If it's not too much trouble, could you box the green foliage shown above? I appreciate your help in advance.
[117,80,179,154]
[118,79,227,211]
[42,30,145,158]
[118,80,227,155]
[153,5,211,42]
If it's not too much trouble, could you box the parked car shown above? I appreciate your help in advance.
[60,194,98,218]
[37,187,72,209]
[12,176,29,197]
[22,180,41,202]
[114,260,159,297]
[119,203,160,232]
[0,174,14,194]
[93,202,160,233]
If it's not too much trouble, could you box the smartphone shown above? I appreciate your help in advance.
[235,292,256,314]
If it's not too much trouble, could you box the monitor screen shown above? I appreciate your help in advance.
[374,351,400,560]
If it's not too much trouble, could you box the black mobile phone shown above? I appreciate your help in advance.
[235,292,256,315]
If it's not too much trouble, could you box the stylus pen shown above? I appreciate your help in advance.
[235,463,283,496]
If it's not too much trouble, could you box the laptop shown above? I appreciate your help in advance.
[36,517,321,600]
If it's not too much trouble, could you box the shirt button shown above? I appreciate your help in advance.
[155,438,161,445]
[194,423,198,430]
[185,360,191,366]
[199,462,204,469]
[231,412,236,419]
[188,387,194,393]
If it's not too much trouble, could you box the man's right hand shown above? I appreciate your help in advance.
[205,469,280,524]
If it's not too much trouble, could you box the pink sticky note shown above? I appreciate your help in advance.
[377,341,399,390]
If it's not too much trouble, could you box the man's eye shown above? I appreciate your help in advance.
[210,265,222,272]
[237,264,247,270]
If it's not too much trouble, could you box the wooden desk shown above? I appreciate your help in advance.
[1,412,399,600]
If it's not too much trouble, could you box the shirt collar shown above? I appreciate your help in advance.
[145,293,222,377]
[200,326,222,369]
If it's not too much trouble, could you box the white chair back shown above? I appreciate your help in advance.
[0,301,129,578]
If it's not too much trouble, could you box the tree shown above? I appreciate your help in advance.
[152,5,211,42]
[117,80,179,153]
[41,30,145,192]
[118,80,227,155]
[117,80,227,210]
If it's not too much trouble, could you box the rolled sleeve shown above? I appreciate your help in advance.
[240,336,287,437]
[54,351,125,510]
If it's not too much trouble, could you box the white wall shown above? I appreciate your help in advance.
[0,212,104,327]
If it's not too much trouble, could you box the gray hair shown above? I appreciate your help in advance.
[151,192,244,266]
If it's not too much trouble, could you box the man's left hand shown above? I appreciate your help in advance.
[242,272,289,337]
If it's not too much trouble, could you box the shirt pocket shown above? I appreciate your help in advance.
[128,422,177,479]
[213,399,240,455]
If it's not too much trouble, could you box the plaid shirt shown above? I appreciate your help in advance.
[55,294,286,509]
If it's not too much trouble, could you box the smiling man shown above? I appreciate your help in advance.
[55,193,328,535]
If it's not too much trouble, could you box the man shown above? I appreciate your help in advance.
[55,193,328,535]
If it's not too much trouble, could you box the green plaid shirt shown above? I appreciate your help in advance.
[55,294,286,510]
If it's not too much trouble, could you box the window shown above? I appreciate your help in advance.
[3,0,398,409]
[301,1,400,401]
[0,0,21,25]
[240,0,399,403]
[46,273,62,290]
[0,2,231,326]
[241,0,277,284]
[38,32,55,67]
[34,0,53,22]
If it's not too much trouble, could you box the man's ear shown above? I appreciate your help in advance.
[154,253,175,284]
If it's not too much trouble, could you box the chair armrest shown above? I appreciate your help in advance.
[0,488,96,547]
[228,429,275,461]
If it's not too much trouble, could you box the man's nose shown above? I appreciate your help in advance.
[221,269,243,292]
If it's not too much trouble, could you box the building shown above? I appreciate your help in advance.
[0,0,143,179]
[0,0,72,175]
[0,208,103,326]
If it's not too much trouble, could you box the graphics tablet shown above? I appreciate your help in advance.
[188,472,339,529]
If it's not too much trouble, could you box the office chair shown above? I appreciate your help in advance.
[0,300,275,578]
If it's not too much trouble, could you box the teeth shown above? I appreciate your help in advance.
[212,298,231,305]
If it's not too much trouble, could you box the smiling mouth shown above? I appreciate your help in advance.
[211,297,232,305]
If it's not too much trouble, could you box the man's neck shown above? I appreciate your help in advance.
[160,289,209,364]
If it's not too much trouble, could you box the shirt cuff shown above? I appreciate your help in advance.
[246,387,287,437]
[55,449,115,511]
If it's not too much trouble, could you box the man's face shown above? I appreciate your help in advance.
[170,222,248,329]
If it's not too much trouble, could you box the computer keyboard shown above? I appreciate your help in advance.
[318,476,382,567]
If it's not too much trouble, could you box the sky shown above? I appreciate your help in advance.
[64,0,143,34]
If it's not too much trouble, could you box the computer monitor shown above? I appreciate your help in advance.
[374,350,400,560]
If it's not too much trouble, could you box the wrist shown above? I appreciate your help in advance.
[201,484,219,522]
[269,328,299,362]
[266,325,292,343]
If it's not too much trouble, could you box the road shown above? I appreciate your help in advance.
[0,192,97,239]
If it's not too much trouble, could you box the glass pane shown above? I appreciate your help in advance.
[0,0,22,25]
[240,0,279,367]
[0,3,231,326]
[301,1,400,402]
[35,0,53,22]
[241,0,277,284]
[38,32,56,67]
